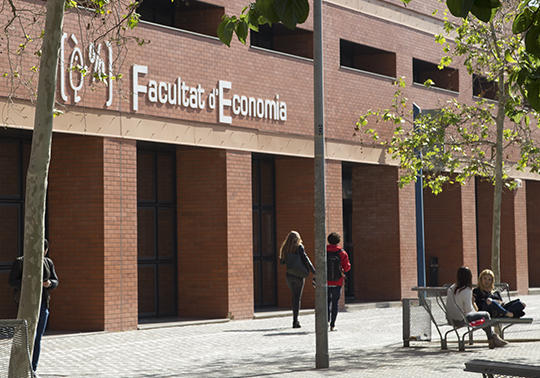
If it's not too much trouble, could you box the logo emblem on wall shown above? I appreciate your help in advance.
[58,33,114,107]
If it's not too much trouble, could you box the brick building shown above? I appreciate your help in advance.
[0,0,538,332]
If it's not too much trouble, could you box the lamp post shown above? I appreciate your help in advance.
[313,0,329,369]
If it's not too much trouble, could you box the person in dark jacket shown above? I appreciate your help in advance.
[326,232,351,331]
[9,239,59,373]
[473,269,525,318]
[279,231,315,328]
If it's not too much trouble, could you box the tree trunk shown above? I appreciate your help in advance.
[9,0,65,376]
[491,67,506,284]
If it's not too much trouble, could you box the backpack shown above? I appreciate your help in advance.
[327,249,343,281]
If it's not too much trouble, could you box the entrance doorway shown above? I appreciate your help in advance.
[137,146,178,318]
[252,155,277,308]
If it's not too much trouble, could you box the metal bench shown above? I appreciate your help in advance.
[465,359,540,377]
[409,287,533,351]
[0,319,35,378]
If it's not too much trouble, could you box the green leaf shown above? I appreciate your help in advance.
[473,0,501,8]
[217,18,236,47]
[513,10,533,34]
[470,3,493,22]
[236,21,249,44]
[274,0,309,29]
[447,0,475,19]
[255,0,280,24]
[525,25,540,60]
[423,79,435,87]
[504,49,516,63]
[526,81,540,111]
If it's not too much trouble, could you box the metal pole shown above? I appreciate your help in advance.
[314,0,329,369]
[413,103,426,287]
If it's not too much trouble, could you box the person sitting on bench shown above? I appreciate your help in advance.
[446,266,508,349]
[473,269,526,319]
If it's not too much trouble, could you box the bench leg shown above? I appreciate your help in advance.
[441,339,447,350]
[458,339,465,351]
[404,340,410,347]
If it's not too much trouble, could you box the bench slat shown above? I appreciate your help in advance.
[465,359,540,377]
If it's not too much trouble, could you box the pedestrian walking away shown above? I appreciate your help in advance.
[326,232,351,331]
[279,231,316,329]
[9,238,59,374]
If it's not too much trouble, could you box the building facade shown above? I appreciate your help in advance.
[0,0,538,332]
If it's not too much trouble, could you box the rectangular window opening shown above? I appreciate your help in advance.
[137,0,224,38]
[413,58,459,92]
[251,24,313,59]
[340,39,396,78]
[473,74,498,100]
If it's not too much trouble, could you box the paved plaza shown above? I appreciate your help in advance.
[37,294,540,377]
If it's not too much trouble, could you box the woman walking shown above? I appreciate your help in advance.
[279,231,316,328]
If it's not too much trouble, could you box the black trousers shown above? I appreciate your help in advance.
[286,273,305,322]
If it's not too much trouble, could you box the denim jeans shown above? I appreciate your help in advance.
[466,311,493,339]
[328,286,342,328]
[33,299,49,371]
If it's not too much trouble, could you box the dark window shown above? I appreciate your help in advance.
[137,145,178,319]
[252,155,277,308]
[251,24,313,59]
[340,39,396,77]
[473,74,498,100]
[0,129,32,272]
[413,58,459,92]
[137,0,224,37]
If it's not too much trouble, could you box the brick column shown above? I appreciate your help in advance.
[177,148,253,320]
[275,156,316,309]
[477,180,529,293]
[352,165,416,301]
[527,180,540,288]
[326,160,346,309]
[423,181,477,286]
[49,135,138,332]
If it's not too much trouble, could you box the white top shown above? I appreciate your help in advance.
[446,284,473,321]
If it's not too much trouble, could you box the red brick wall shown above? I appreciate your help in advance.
[424,181,477,287]
[352,164,416,301]
[177,148,252,319]
[326,160,346,308]
[527,180,540,288]
[102,138,138,331]
[275,156,316,309]
[511,183,529,294]
[48,135,137,332]
[326,160,344,237]
[225,150,253,319]
[177,148,229,318]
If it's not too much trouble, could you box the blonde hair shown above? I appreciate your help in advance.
[279,231,302,260]
[478,269,495,292]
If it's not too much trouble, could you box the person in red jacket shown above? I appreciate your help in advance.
[327,232,351,331]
